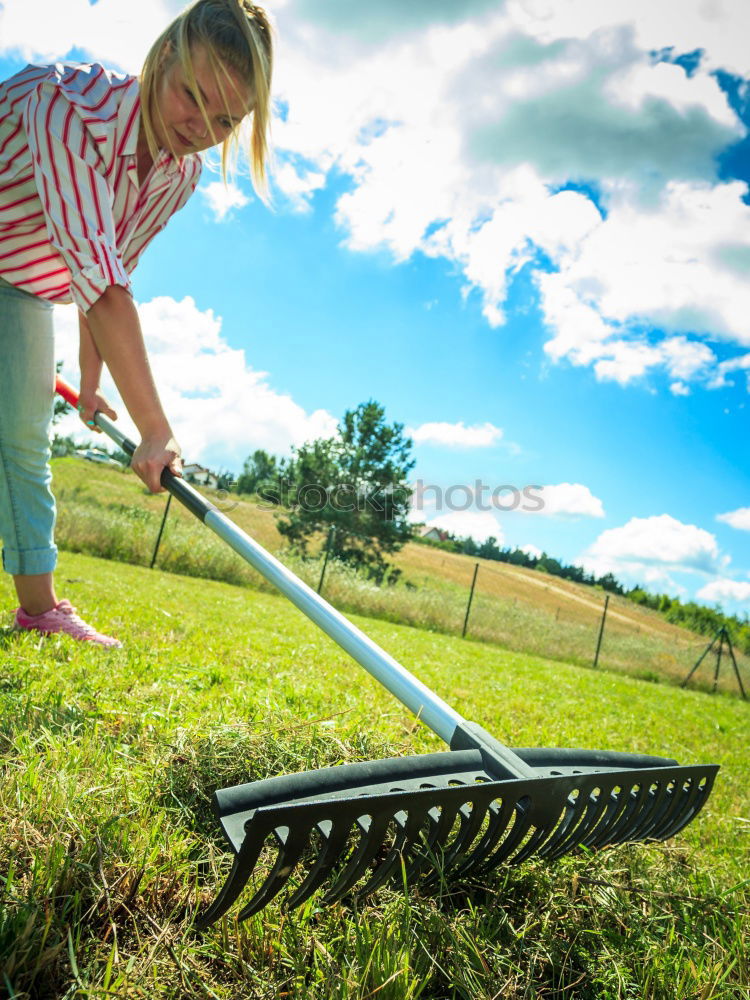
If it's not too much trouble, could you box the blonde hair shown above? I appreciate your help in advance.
[140,0,273,198]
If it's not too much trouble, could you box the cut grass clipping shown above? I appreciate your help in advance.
[1,546,748,997]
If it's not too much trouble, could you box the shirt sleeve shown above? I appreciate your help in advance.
[23,78,131,313]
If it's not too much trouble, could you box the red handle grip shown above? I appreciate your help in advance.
[55,375,80,409]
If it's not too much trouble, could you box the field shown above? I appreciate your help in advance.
[51,458,750,697]
[1,533,749,996]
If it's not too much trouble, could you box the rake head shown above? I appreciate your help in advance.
[197,745,718,928]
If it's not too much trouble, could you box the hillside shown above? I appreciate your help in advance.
[50,456,749,697]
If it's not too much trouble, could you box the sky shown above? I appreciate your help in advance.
[1,0,749,614]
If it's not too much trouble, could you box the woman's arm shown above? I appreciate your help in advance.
[84,285,182,493]
[77,310,118,436]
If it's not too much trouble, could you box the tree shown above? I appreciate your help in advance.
[278,400,415,583]
[478,536,501,561]
[236,448,280,497]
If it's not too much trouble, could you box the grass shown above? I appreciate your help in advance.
[50,458,750,698]
[1,550,748,999]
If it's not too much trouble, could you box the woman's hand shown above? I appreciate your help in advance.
[77,388,117,432]
[131,433,183,493]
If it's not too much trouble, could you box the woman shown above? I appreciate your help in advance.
[0,0,273,646]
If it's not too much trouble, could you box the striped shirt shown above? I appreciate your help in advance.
[0,62,202,312]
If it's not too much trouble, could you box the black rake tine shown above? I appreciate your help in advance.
[237,823,313,921]
[323,812,396,903]
[283,818,356,912]
[649,776,703,841]
[402,805,453,881]
[621,775,685,844]
[195,822,281,929]
[376,805,453,889]
[580,776,657,847]
[585,780,650,848]
[601,780,652,846]
[435,796,494,874]
[543,787,619,859]
[656,777,710,840]
[550,781,629,856]
[503,816,560,866]
[407,800,466,884]
[349,810,416,899]
[467,795,535,874]
[446,794,515,877]
[533,794,590,861]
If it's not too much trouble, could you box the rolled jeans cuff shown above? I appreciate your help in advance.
[2,543,58,576]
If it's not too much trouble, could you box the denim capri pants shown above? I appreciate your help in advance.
[0,275,58,575]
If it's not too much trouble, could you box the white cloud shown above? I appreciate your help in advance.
[696,578,750,607]
[269,2,750,387]
[0,0,176,72]
[592,341,664,386]
[200,181,250,222]
[531,483,605,518]
[52,296,337,470]
[409,421,503,448]
[717,508,750,532]
[520,542,542,559]
[423,510,504,544]
[507,0,750,78]
[709,352,750,389]
[660,337,717,381]
[540,182,750,386]
[461,32,740,187]
[581,514,725,578]
[273,160,327,211]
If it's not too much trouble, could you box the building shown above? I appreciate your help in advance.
[183,463,219,489]
[420,526,450,543]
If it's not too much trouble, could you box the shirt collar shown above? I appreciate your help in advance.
[118,78,182,179]
[116,77,141,159]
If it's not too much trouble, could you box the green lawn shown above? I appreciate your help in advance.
[1,551,748,999]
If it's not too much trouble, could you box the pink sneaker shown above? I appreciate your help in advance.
[14,599,122,648]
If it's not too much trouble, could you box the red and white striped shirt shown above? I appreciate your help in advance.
[0,62,202,312]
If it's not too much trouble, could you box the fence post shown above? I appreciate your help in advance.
[724,628,748,700]
[317,525,336,595]
[462,563,479,638]
[712,628,724,693]
[150,493,172,569]
[593,593,610,668]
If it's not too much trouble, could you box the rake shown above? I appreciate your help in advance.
[55,377,719,928]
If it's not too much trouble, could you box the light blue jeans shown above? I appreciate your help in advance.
[0,275,58,575]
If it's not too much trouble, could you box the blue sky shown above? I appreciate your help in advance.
[1,0,749,614]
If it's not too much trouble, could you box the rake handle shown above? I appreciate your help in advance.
[54,376,470,746]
